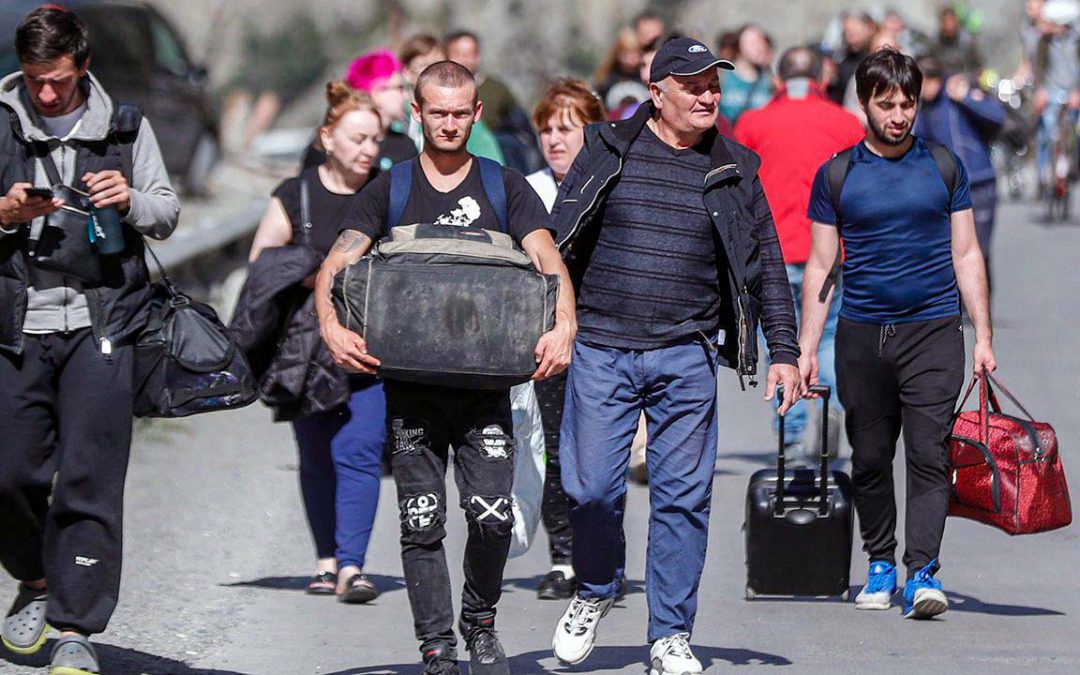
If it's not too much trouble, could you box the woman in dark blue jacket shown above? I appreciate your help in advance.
[913,55,1004,290]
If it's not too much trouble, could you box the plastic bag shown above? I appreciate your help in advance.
[508,381,546,558]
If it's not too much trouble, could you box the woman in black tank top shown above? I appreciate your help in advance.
[246,82,386,603]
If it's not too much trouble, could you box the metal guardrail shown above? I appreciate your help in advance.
[145,160,285,272]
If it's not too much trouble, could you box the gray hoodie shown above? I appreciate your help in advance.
[0,71,179,333]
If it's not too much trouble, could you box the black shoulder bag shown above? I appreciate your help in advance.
[29,148,105,284]
[132,246,258,418]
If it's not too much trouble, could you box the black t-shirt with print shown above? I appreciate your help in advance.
[344,157,551,245]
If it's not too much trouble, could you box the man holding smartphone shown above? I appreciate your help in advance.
[0,7,178,674]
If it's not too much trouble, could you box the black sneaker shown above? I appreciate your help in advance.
[466,629,510,675]
[421,642,460,675]
[616,574,629,602]
[537,570,577,600]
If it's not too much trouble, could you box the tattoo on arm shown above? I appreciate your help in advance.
[332,230,365,253]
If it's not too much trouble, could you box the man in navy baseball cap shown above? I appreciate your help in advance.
[549,22,801,675]
[648,36,734,83]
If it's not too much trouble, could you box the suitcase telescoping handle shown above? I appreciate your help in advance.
[775,385,832,516]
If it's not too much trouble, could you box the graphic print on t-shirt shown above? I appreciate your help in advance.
[434,196,482,227]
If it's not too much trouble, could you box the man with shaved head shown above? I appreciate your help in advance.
[316,61,575,675]
[735,46,864,464]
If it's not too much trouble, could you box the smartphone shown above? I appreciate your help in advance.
[25,187,54,199]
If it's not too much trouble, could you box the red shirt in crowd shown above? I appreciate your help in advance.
[734,83,864,264]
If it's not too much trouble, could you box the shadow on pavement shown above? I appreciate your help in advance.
[329,645,793,674]
[2,642,250,675]
[501,575,646,598]
[218,573,405,595]
[947,591,1065,617]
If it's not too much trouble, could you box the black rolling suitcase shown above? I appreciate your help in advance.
[744,385,853,600]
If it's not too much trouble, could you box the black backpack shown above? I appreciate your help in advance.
[817,142,960,301]
[133,248,258,418]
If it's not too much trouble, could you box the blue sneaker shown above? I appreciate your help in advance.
[854,560,897,610]
[903,560,948,619]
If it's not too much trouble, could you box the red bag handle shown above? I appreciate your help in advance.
[955,372,1036,444]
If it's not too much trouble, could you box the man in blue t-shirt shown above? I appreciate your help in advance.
[798,48,996,621]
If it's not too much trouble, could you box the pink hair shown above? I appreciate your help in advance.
[345,50,403,93]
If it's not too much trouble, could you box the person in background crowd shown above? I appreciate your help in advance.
[719,24,776,125]
[242,83,386,603]
[445,30,517,133]
[400,33,446,89]
[735,46,864,465]
[595,27,650,117]
[303,51,415,172]
[800,48,995,621]
[716,29,740,64]
[549,37,800,675]
[914,54,1003,295]
[0,7,179,674]
[880,9,931,57]
[829,11,877,103]
[526,79,606,601]
[633,10,667,51]
[1031,0,1080,193]
[316,61,575,675]
[1015,0,1048,84]
[445,29,538,172]
[933,6,983,75]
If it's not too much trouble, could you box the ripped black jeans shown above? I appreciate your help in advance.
[385,380,516,655]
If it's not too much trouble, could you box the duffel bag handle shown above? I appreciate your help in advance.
[985,373,1036,422]
[955,372,1036,445]
[955,374,992,444]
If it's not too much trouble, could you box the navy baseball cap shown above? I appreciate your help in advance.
[649,37,734,83]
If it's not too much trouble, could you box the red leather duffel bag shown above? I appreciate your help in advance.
[948,373,1072,535]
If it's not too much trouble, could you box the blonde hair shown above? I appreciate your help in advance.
[315,81,382,151]
[594,27,641,85]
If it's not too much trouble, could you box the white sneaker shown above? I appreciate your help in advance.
[650,633,702,675]
[551,595,614,665]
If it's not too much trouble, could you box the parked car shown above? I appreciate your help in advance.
[0,0,220,194]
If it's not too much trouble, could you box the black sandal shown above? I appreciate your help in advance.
[339,573,379,604]
[305,570,337,595]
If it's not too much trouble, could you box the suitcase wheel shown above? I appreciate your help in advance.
[840,590,850,602]
[745,586,756,601]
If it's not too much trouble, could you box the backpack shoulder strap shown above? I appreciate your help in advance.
[927,142,960,202]
[110,102,142,183]
[825,147,854,222]
[387,159,415,230]
[477,156,507,234]
[818,147,854,303]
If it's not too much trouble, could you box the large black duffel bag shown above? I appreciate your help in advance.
[333,223,558,389]
[133,249,259,418]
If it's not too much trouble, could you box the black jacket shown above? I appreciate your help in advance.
[552,102,799,384]
[229,245,348,421]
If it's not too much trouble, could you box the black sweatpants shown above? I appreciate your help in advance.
[534,372,572,566]
[0,329,134,635]
[836,315,964,577]
[385,380,515,654]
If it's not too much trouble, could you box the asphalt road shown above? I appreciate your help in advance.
[2,195,1079,674]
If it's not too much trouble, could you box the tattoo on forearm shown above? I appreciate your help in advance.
[332,230,364,253]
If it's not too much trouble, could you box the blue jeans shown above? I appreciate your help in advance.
[766,263,841,444]
[560,339,717,642]
[1036,89,1078,184]
[292,377,386,570]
